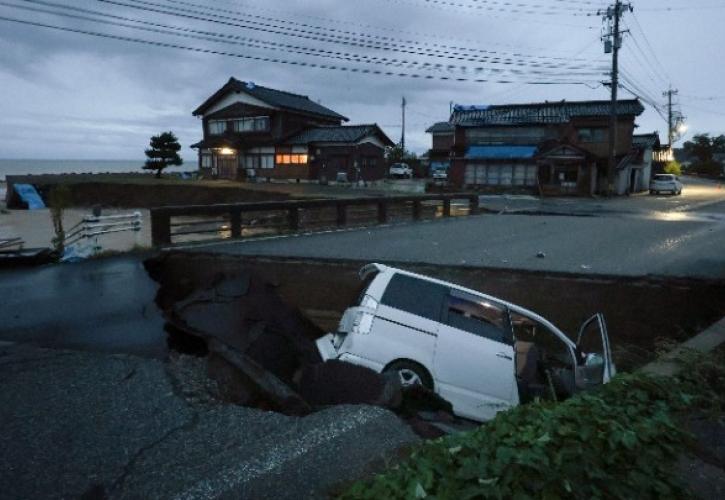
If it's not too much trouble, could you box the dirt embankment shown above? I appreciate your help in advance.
[148,252,725,370]
[50,182,292,208]
[5,175,294,208]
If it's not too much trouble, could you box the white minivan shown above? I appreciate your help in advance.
[317,264,615,422]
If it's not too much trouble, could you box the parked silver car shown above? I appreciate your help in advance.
[650,174,683,195]
[389,163,413,179]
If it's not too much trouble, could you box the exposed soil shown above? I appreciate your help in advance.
[37,182,292,208]
[148,252,725,371]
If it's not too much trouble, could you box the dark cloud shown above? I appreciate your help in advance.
[0,0,722,159]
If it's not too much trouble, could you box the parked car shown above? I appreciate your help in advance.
[650,174,683,195]
[389,163,413,179]
[431,167,448,181]
[317,264,615,422]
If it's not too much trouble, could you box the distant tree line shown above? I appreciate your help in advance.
[683,133,725,176]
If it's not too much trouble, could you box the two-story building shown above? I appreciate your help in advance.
[441,99,645,195]
[191,78,393,182]
[425,121,454,172]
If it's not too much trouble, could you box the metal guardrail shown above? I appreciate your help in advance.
[64,212,142,249]
[150,193,480,246]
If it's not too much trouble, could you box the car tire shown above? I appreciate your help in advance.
[384,360,434,390]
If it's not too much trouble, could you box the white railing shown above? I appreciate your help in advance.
[62,212,142,259]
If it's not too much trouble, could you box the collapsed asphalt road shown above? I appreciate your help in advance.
[0,342,419,499]
[146,256,458,437]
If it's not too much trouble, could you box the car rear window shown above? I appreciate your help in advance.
[654,174,674,181]
[381,273,448,322]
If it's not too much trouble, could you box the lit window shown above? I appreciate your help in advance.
[282,154,291,164]
[299,154,308,164]
[275,154,283,164]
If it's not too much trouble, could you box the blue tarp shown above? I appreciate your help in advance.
[13,184,45,209]
[465,145,538,160]
[454,104,490,112]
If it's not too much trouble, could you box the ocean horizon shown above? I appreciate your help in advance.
[0,159,149,180]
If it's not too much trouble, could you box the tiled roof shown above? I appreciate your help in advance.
[426,122,454,133]
[285,124,394,146]
[465,145,538,160]
[451,99,644,126]
[193,78,348,121]
[632,133,661,148]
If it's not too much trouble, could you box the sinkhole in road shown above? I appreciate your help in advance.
[144,251,725,434]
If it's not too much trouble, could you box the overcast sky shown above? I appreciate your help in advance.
[0,0,723,159]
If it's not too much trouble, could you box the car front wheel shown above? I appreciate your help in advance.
[384,360,434,390]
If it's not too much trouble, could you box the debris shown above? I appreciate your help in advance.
[581,264,592,270]
[536,251,546,258]
[208,339,311,416]
[296,360,402,408]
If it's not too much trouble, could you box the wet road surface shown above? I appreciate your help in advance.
[0,255,167,357]
[182,177,725,279]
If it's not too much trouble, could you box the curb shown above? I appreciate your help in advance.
[641,317,725,377]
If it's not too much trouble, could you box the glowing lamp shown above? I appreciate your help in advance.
[219,147,235,155]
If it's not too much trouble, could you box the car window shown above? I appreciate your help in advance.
[380,273,447,322]
[654,174,673,181]
[444,290,509,343]
[510,312,572,368]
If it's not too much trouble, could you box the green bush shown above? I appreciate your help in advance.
[341,373,692,499]
[664,161,682,176]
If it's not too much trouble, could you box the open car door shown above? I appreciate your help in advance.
[575,314,615,389]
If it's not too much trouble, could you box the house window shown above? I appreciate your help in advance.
[244,155,259,169]
[275,154,308,165]
[232,116,270,133]
[209,120,226,135]
[201,154,212,168]
[578,128,606,143]
[244,154,275,169]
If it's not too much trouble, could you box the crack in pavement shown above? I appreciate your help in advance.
[108,411,201,498]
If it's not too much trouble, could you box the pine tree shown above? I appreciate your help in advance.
[144,131,183,178]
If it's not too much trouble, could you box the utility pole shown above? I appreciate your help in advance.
[601,0,631,196]
[401,96,406,153]
[663,87,679,148]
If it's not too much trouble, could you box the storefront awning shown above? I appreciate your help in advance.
[465,145,538,160]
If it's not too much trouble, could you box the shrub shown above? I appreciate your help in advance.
[664,161,682,176]
[341,373,691,499]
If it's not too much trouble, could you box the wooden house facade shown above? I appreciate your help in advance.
[191,78,393,182]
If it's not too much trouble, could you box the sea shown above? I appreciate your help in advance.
[0,159,145,181]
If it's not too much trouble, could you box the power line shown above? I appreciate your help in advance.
[1,0,605,79]
[215,0,600,55]
[94,0,607,73]
[379,0,592,15]
[0,14,601,86]
[371,0,600,28]
[628,11,672,86]
[126,0,599,64]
